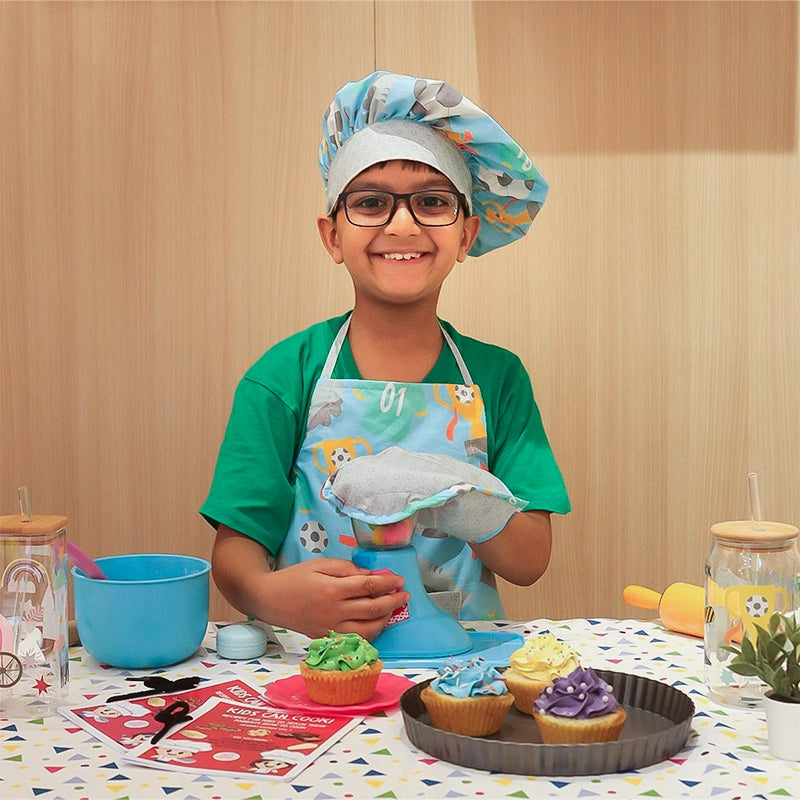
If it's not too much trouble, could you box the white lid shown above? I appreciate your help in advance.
[216,623,267,660]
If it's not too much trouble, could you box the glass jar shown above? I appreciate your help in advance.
[0,514,70,718]
[704,520,799,707]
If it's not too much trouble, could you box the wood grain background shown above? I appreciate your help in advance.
[2,1,798,624]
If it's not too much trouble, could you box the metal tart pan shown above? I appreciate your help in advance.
[400,668,694,776]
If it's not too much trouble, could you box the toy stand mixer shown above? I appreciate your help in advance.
[350,514,474,659]
[323,447,526,665]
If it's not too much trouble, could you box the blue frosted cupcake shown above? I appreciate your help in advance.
[420,657,514,736]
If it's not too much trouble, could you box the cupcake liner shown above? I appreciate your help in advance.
[299,659,383,706]
[533,706,627,744]
[421,685,514,737]
[502,670,551,715]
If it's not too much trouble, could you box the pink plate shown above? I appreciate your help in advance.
[263,673,415,715]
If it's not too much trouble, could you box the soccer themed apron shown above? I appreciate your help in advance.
[278,315,503,619]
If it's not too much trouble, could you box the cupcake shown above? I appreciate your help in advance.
[420,657,514,737]
[502,633,580,715]
[299,631,383,705]
[533,666,627,743]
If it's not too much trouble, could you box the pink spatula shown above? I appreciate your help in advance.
[66,539,108,580]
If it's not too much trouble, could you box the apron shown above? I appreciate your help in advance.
[278,315,503,620]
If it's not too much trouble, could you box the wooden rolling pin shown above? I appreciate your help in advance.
[623,582,704,638]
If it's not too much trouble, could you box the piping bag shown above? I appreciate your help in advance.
[623,582,704,638]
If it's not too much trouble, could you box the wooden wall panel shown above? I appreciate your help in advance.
[376,1,800,620]
[2,1,799,628]
[473,1,796,153]
[0,1,373,622]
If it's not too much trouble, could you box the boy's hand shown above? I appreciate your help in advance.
[263,558,410,641]
[211,528,410,642]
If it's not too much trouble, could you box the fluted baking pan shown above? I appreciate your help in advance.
[400,669,695,776]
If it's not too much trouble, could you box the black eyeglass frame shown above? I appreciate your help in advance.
[337,189,468,228]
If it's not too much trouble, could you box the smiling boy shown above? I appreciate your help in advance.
[202,72,570,641]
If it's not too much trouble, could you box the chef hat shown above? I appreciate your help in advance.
[156,738,212,753]
[319,71,548,257]
[105,700,151,717]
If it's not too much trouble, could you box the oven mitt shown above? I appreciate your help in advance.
[322,446,526,543]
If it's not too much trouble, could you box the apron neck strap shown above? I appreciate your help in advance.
[320,314,473,385]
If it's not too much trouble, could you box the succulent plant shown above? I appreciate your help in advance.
[722,612,800,703]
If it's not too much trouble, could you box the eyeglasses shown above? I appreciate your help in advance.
[339,190,463,228]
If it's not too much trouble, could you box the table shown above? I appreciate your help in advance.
[2,618,799,799]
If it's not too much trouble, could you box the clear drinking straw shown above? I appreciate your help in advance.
[13,487,33,649]
[747,472,763,523]
[17,486,32,522]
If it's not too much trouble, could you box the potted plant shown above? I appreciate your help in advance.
[722,611,800,760]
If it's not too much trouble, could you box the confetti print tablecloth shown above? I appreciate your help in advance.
[3,617,800,800]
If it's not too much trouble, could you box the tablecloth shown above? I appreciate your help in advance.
[2,617,799,800]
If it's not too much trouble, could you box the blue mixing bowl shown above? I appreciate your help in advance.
[73,553,210,668]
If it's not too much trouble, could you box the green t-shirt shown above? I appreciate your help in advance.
[201,313,570,556]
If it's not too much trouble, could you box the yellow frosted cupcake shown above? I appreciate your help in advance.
[533,666,627,743]
[299,631,382,706]
[502,633,580,715]
[420,657,514,737]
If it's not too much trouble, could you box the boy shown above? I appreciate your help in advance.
[202,71,570,641]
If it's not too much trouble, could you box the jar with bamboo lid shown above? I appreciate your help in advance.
[704,520,799,707]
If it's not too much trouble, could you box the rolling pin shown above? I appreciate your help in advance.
[623,582,704,638]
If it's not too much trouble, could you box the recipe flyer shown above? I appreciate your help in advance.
[60,677,267,751]
[123,697,363,781]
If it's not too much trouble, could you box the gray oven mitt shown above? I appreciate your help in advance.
[322,446,526,543]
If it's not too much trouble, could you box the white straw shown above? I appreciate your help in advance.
[747,472,762,522]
